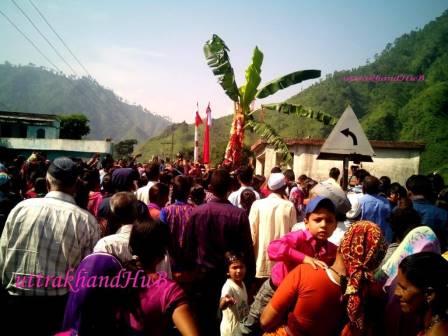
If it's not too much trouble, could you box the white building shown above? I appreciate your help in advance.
[252,138,425,185]
[0,111,112,160]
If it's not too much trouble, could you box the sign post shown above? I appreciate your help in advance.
[317,105,375,191]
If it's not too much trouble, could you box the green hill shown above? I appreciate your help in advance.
[0,63,170,143]
[138,9,448,180]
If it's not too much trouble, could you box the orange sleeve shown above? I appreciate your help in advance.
[270,265,301,315]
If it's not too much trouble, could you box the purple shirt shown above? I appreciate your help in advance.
[160,201,195,271]
[184,196,255,279]
[268,229,337,287]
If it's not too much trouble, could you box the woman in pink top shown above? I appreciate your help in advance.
[125,219,199,336]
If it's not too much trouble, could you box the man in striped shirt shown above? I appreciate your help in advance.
[0,157,100,334]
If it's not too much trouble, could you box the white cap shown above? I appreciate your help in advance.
[268,173,286,191]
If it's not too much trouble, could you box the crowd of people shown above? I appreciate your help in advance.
[0,151,447,336]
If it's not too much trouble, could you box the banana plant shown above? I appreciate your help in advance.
[204,34,334,166]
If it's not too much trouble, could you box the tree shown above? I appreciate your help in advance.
[114,139,138,158]
[203,35,336,166]
[59,114,90,139]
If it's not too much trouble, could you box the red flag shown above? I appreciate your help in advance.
[195,111,203,127]
[203,103,211,164]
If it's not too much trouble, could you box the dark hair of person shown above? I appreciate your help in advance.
[399,252,448,316]
[146,162,160,181]
[110,192,139,226]
[190,184,205,206]
[283,169,295,182]
[270,166,282,174]
[101,173,114,197]
[201,170,214,190]
[297,174,308,183]
[379,176,391,195]
[124,219,170,323]
[329,167,340,180]
[75,178,89,210]
[129,219,170,270]
[389,183,407,199]
[224,251,245,270]
[101,155,114,170]
[302,178,318,198]
[229,175,240,192]
[237,165,254,185]
[363,176,380,195]
[390,207,421,243]
[34,177,47,196]
[252,175,266,193]
[406,175,432,199]
[84,169,100,191]
[355,169,370,184]
[427,173,445,203]
[336,212,346,222]
[172,175,192,202]
[159,171,173,185]
[427,173,445,194]
[210,169,232,198]
[148,183,169,207]
[240,189,256,213]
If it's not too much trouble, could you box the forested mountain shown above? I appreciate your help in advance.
[139,9,448,179]
[0,63,170,143]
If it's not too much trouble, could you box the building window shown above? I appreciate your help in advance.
[36,129,45,139]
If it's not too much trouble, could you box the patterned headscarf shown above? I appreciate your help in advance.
[339,220,387,331]
[382,226,440,288]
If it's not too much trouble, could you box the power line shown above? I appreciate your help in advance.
[11,0,78,76]
[25,0,105,105]
[0,8,61,72]
[28,0,92,78]
[0,6,101,112]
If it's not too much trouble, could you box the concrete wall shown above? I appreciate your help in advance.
[263,147,278,175]
[256,144,421,185]
[0,138,112,156]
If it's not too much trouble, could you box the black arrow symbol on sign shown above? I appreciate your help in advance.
[340,128,358,145]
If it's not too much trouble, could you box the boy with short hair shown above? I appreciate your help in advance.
[238,196,338,335]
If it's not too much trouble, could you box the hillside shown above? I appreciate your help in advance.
[138,9,448,179]
[0,63,170,143]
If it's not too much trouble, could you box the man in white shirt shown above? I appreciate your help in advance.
[0,157,100,334]
[94,192,138,262]
[249,173,296,280]
[228,165,260,208]
[323,167,342,188]
[136,162,160,204]
[94,191,172,276]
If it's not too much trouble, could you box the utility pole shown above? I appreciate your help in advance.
[161,116,174,161]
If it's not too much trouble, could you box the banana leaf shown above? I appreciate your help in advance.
[204,34,240,102]
[239,46,263,113]
[246,119,292,163]
[261,103,337,126]
[256,70,321,99]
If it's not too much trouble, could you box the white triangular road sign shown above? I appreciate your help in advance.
[319,105,375,159]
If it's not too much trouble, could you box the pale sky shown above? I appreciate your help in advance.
[1,0,447,123]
